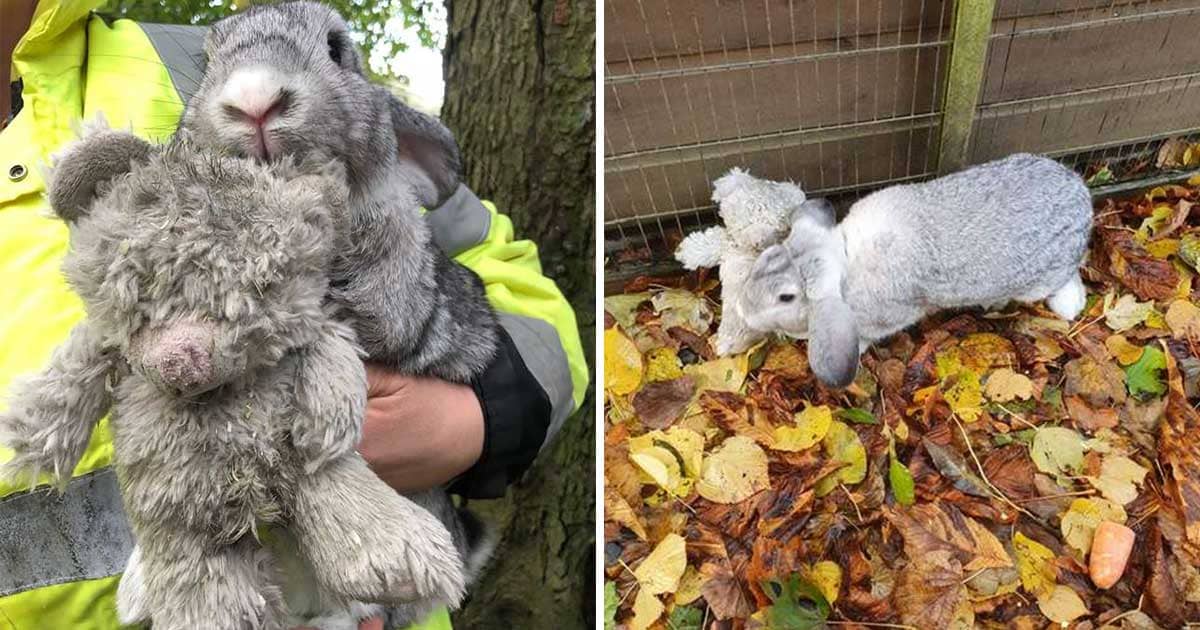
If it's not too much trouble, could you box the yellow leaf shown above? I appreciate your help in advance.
[1060,497,1127,559]
[1087,455,1149,506]
[674,566,704,605]
[682,356,747,395]
[630,587,664,630]
[1165,299,1200,339]
[1031,427,1086,479]
[1189,174,1200,187]
[1104,293,1155,332]
[804,561,843,604]
[634,533,688,595]
[630,447,686,495]
[1146,238,1180,259]
[1013,532,1057,598]
[1104,334,1145,366]
[815,421,867,496]
[630,427,705,480]
[773,405,833,451]
[1037,584,1089,623]
[696,435,770,504]
[983,368,1033,402]
[605,328,643,395]
[644,347,683,382]
[944,369,984,422]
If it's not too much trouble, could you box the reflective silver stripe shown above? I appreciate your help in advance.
[0,468,133,597]
[428,184,493,257]
[137,23,207,106]
[497,313,575,449]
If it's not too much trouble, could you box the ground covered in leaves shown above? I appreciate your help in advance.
[603,179,1200,629]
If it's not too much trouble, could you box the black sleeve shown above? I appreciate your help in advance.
[449,326,552,499]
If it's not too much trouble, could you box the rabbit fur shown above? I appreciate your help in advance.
[166,2,504,626]
[0,120,472,630]
[674,167,806,356]
[737,153,1093,388]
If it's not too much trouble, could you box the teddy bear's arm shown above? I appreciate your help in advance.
[0,322,114,489]
[291,320,368,473]
[674,226,728,270]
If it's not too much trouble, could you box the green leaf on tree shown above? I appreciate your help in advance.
[1124,345,1167,399]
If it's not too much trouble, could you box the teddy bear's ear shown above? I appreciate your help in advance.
[45,115,154,222]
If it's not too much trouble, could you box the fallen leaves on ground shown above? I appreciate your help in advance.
[604,181,1200,628]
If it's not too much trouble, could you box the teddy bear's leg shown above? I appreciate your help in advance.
[288,454,468,608]
[136,533,287,630]
[715,307,765,356]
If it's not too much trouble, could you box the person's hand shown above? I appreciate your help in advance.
[294,617,383,630]
[357,363,485,492]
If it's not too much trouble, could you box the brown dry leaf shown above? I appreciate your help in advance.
[1159,350,1200,545]
[632,376,696,429]
[888,504,1012,573]
[893,549,968,628]
[700,391,776,447]
[1066,394,1120,431]
[1100,223,1181,301]
[1165,299,1200,339]
[605,488,648,540]
[1087,455,1149,506]
[701,566,753,620]
[1064,355,1128,407]
[760,341,809,380]
[1037,584,1089,623]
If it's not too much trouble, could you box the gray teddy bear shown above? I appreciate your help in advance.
[0,120,469,630]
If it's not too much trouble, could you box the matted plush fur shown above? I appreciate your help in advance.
[738,153,1093,388]
[177,3,504,625]
[0,122,471,630]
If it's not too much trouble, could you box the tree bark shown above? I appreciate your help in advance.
[441,0,595,628]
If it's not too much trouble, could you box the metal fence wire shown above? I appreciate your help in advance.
[603,0,1200,279]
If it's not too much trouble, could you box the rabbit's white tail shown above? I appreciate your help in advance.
[675,226,728,269]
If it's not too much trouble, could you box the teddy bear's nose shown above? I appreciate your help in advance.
[137,322,219,395]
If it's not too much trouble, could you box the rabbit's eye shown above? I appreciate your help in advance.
[778,294,796,303]
[327,32,343,65]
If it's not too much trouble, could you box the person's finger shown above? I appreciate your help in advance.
[358,616,385,630]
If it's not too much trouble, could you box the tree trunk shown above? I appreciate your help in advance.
[441,0,595,628]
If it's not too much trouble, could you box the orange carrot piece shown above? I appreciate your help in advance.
[1089,521,1135,589]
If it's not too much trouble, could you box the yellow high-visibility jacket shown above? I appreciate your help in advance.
[0,2,588,628]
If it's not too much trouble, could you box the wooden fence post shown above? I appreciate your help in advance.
[936,0,997,174]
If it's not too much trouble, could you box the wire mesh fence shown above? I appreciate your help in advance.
[603,0,1200,281]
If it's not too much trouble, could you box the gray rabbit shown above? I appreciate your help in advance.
[117,2,503,628]
[738,153,1092,388]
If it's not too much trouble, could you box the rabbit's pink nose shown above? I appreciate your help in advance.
[218,67,290,158]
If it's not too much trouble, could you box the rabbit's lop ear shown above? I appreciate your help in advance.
[46,116,154,223]
[391,102,463,208]
[790,198,837,228]
[807,296,861,388]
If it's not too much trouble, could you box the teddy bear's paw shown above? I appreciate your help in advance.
[318,529,468,608]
